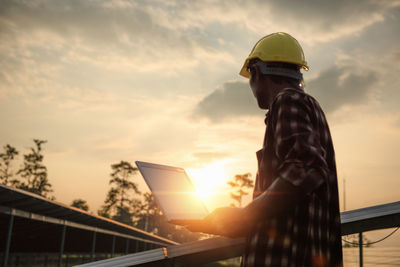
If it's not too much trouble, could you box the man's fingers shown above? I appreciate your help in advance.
[186,207,247,237]
[207,207,243,224]
[204,207,223,221]
[185,222,217,234]
[185,222,205,232]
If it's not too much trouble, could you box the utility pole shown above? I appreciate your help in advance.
[343,177,346,211]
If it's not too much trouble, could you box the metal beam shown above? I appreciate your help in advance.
[58,225,67,267]
[167,237,244,265]
[76,248,168,267]
[111,236,116,257]
[125,239,130,254]
[359,232,363,267]
[75,201,400,267]
[134,240,139,253]
[341,201,400,235]
[0,205,174,247]
[0,184,177,246]
[91,232,97,262]
[2,214,14,267]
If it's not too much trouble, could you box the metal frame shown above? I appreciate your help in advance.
[58,225,67,267]
[0,206,174,247]
[75,201,400,267]
[340,201,400,234]
[2,214,14,267]
[111,236,116,257]
[90,232,97,261]
[0,184,176,246]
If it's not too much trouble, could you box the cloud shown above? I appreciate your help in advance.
[192,81,262,122]
[307,66,378,113]
[1,0,397,95]
[194,64,380,123]
[0,0,235,76]
[142,0,397,44]
[258,0,395,43]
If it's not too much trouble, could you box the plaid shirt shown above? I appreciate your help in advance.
[241,88,343,267]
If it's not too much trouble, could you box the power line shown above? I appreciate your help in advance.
[342,227,400,246]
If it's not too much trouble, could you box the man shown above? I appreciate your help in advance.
[188,32,343,267]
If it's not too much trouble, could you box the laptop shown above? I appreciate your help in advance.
[135,161,209,226]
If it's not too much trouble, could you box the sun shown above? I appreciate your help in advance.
[186,162,228,202]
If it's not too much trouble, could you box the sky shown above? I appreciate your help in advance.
[1,0,400,245]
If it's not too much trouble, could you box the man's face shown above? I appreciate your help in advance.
[249,64,271,110]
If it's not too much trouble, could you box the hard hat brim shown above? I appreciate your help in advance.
[239,59,250,78]
[239,57,309,79]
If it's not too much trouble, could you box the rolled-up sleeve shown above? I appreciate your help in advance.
[271,92,329,195]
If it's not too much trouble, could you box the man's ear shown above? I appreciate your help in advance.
[250,65,260,83]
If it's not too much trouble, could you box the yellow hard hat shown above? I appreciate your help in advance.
[239,32,309,78]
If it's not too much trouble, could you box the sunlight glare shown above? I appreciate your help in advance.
[186,162,228,202]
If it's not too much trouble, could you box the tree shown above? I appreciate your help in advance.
[0,144,19,186]
[227,173,254,207]
[71,199,89,211]
[135,192,203,242]
[98,160,141,225]
[136,192,163,233]
[17,139,53,197]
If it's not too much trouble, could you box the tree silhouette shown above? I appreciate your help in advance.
[71,198,89,211]
[227,173,254,207]
[136,192,163,233]
[98,160,141,225]
[0,144,19,186]
[135,192,203,242]
[17,139,53,197]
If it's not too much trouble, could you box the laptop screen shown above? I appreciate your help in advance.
[136,161,209,221]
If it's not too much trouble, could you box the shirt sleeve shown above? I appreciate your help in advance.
[270,91,329,195]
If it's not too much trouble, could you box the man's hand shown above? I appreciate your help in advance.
[186,207,250,238]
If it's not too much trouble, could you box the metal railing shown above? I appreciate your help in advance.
[0,206,176,267]
[76,201,400,267]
